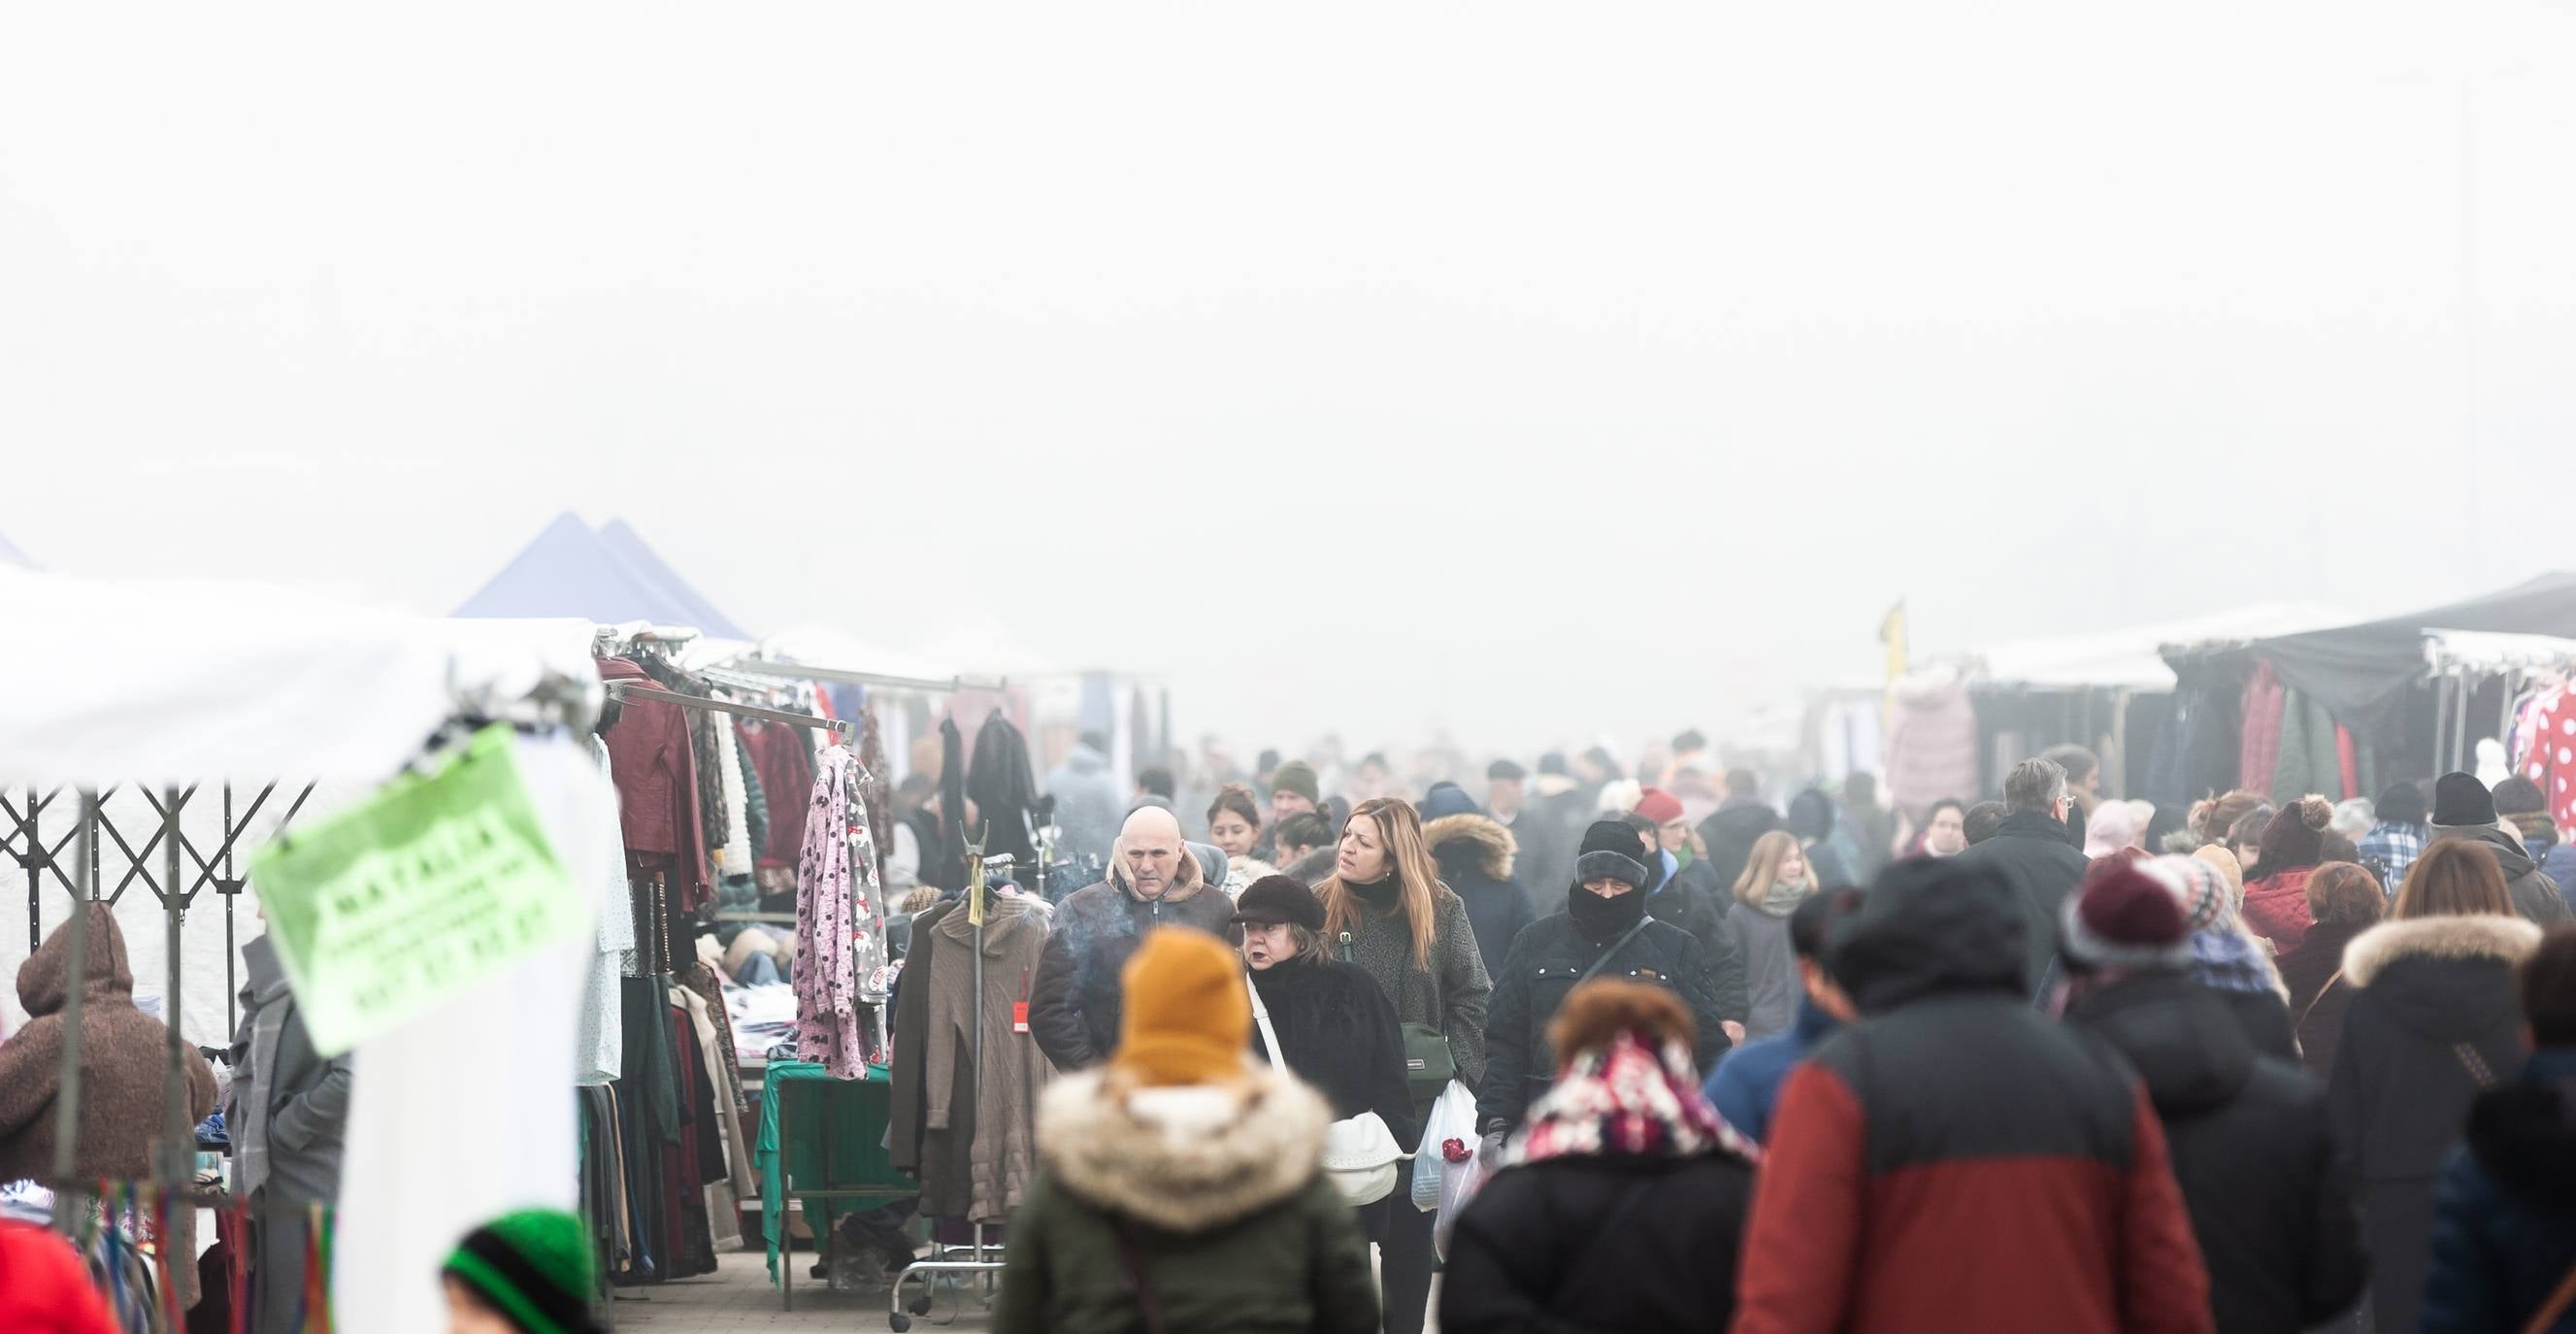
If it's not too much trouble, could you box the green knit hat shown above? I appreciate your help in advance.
[442,1209,601,1334]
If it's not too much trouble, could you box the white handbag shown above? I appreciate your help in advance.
[1251,975,1407,1206]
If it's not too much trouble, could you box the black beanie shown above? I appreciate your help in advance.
[2431,772,2497,828]
[1574,819,1650,890]
[1232,875,1326,932]
[2375,781,2427,827]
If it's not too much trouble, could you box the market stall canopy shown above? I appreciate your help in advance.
[1974,602,2351,689]
[2219,572,2576,725]
[0,528,34,569]
[453,511,748,639]
[740,622,975,687]
[0,565,599,787]
[2425,628,2576,675]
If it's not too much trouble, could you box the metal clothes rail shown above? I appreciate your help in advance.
[604,680,855,740]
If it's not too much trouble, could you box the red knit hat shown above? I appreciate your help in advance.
[1635,787,1685,826]
[2060,859,2193,970]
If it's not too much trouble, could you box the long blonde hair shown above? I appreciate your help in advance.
[1318,797,1448,969]
[1734,830,1805,907]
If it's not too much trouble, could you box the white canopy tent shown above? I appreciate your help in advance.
[1969,602,2354,690]
[0,566,610,1334]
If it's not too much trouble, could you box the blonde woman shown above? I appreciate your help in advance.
[1720,831,1819,1042]
[1314,797,1491,1334]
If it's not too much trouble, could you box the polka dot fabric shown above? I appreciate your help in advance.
[2522,685,2576,833]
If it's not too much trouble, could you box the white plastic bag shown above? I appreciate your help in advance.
[1410,1080,1478,1212]
[1433,1146,1490,1260]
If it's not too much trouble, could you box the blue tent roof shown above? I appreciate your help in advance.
[595,518,749,640]
[0,530,32,569]
[452,512,746,638]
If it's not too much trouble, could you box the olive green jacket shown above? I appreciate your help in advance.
[993,1060,1381,1334]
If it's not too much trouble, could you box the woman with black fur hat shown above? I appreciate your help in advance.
[1234,875,1416,1242]
[1475,820,1729,1140]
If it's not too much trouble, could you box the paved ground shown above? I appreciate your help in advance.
[612,1249,999,1331]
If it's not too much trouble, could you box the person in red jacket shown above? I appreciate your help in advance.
[1732,855,2214,1334]
[0,1219,119,1334]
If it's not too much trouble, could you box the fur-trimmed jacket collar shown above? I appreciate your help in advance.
[1036,1058,1331,1234]
[2341,913,2543,988]
[1424,812,1516,882]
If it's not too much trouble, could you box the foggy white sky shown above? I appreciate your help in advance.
[8,1,2576,759]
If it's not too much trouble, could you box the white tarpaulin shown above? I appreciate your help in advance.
[0,566,600,788]
[0,567,603,1334]
[1969,602,2353,689]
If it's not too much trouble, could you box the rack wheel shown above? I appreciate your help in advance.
[888,1315,910,1332]
[908,1293,935,1316]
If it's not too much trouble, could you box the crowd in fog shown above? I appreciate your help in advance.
[955,725,2576,1334]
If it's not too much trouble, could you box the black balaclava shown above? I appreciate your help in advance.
[1568,819,1652,943]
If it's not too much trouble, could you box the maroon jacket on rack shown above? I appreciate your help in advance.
[600,656,711,909]
[739,717,815,871]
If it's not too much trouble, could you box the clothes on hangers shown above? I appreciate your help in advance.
[860,707,895,890]
[792,748,871,1078]
[2239,662,2287,796]
[580,737,637,1085]
[967,713,1040,866]
[740,717,815,873]
[599,656,713,910]
[922,892,1053,1222]
[714,707,755,876]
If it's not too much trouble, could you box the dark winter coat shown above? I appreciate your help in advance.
[2420,1047,2576,1334]
[1247,955,1417,1151]
[2064,972,2367,1334]
[1659,856,1750,1024]
[1028,865,1238,1072]
[994,1061,1379,1334]
[1733,856,2211,1334]
[1424,813,1537,989]
[2433,823,2575,926]
[1439,1151,1755,1334]
[2327,912,2544,1334]
[2512,813,2576,895]
[1943,810,2091,994]
[2278,916,2371,1080]
[1696,799,1782,912]
[227,935,352,1206]
[1497,808,1566,918]
[1476,913,1729,1133]
[0,906,216,1187]
[1702,998,1840,1144]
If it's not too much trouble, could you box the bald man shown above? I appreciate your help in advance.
[1028,806,1240,1071]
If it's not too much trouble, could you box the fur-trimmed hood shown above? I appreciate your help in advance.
[2341,913,2544,988]
[1036,1058,1331,1234]
[1424,812,1516,882]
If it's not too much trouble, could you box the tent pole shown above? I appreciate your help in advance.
[50,793,94,1233]
[162,786,190,1191]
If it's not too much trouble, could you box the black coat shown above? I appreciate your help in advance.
[2327,913,2543,1334]
[1438,1152,1753,1334]
[2064,972,2367,1334]
[1248,956,1417,1149]
[1028,875,1238,1072]
[1945,811,2090,994]
[2420,1048,2576,1333]
[1696,801,1781,908]
[1476,914,1729,1133]
[1426,813,1540,991]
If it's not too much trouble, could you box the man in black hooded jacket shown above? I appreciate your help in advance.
[1476,820,1729,1136]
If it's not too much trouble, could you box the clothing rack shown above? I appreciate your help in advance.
[730,656,1006,697]
[887,840,1007,1332]
[604,679,856,741]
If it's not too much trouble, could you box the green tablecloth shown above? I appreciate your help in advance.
[753,1059,917,1284]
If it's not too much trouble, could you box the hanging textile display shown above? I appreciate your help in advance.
[793,748,874,1078]
[2521,683,2576,832]
[2239,662,2287,797]
[967,713,1040,866]
[860,707,895,890]
[921,892,1052,1221]
[1883,671,1978,819]
[579,736,637,1086]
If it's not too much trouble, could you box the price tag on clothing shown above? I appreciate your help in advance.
[1012,1001,1031,1035]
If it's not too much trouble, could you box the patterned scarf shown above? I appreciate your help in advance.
[1509,1032,1758,1166]
[2190,928,2283,998]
